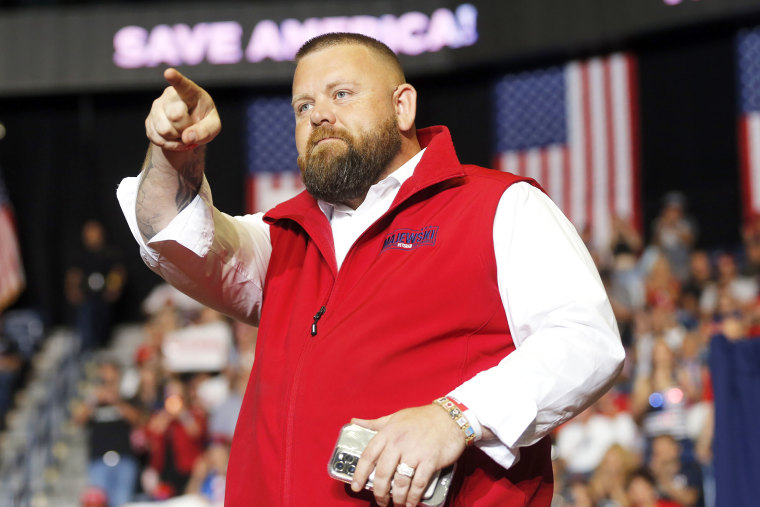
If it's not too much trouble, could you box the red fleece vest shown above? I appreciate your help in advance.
[225,126,553,506]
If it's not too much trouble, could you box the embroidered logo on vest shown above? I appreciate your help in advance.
[381,226,439,252]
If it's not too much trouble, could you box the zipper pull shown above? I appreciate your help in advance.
[311,306,326,336]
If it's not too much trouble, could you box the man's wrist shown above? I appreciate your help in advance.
[432,396,482,446]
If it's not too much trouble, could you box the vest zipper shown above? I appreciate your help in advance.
[311,306,326,336]
[281,330,318,504]
[282,302,328,502]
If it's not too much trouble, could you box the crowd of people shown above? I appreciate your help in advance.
[552,192,759,507]
[73,286,255,507]
[71,189,755,507]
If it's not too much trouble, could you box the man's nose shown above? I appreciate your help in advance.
[310,101,336,126]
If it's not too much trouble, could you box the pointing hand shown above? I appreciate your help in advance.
[145,68,221,151]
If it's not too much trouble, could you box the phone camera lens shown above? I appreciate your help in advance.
[335,462,345,472]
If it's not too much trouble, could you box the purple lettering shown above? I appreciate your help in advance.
[301,17,329,41]
[456,4,479,46]
[280,19,312,60]
[425,8,460,52]
[345,16,382,40]
[378,14,401,53]
[146,24,181,67]
[207,22,243,64]
[113,4,480,69]
[246,19,283,62]
[113,26,148,68]
[396,12,428,56]
[172,23,210,66]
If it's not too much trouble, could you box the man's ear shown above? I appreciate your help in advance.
[393,83,417,132]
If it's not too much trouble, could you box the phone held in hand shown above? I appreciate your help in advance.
[328,423,456,507]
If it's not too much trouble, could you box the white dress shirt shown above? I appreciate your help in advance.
[117,148,624,469]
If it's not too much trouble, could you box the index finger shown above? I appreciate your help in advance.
[351,433,384,493]
[163,67,201,109]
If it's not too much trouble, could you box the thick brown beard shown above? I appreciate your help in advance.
[297,116,402,205]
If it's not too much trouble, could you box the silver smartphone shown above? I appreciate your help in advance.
[327,423,456,507]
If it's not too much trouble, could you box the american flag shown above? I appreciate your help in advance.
[738,28,760,222]
[245,97,304,213]
[493,53,641,251]
[0,166,24,312]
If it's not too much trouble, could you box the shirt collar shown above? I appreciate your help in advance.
[317,148,426,218]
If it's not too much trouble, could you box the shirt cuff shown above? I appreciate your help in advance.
[448,381,538,469]
[462,409,483,442]
[116,175,215,263]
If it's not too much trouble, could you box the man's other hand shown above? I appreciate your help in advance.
[350,404,466,507]
[145,68,221,151]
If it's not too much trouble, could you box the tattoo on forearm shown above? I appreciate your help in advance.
[175,151,204,212]
[135,144,206,241]
[137,211,159,240]
[137,147,158,240]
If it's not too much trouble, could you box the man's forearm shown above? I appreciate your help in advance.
[136,143,206,242]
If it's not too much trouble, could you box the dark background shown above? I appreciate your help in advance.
[0,2,754,327]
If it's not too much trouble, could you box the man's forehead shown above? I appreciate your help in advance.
[299,42,373,62]
[293,44,395,89]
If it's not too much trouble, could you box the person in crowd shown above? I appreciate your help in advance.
[0,328,23,430]
[631,338,697,461]
[648,191,697,282]
[682,250,713,300]
[117,33,624,505]
[699,251,757,317]
[208,365,249,445]
[565,479,595,507]
[588,444,638,506]
[64,220,126,352]
[126,353,166,489]
[609,215,645,308]
[602,267,637,349]
[632,304,687,381]
[143,376,208,499]
[73,358,142,507]
[228,320,257,373]
[79,487,108,507]
[740,212,760,277]
[645,256,681,312]
[184,440,229,506]
[555,390,639,478]
[626,467,681,507]
[648,434,703,507]
[604,215,646,348]
[677,333,711,411]
[677,251,715,331]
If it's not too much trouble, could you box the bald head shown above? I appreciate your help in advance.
[296,33,405,85]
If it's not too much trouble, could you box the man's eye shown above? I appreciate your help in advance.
[335,91,349,99]
[297,103,313,113]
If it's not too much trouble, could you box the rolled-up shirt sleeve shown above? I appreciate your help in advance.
[449,182,625,469]
[116,175,271,325]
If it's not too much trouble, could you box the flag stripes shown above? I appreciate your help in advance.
[0,168,24,311]
[494,53,640,250]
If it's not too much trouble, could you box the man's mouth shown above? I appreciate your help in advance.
[316,137,345,144]
[311,136,348,152]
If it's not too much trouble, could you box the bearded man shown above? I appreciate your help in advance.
[117,33,624,506]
